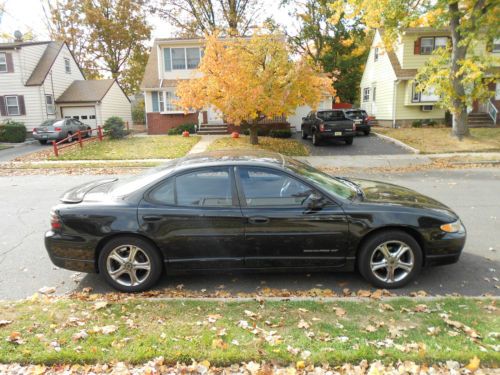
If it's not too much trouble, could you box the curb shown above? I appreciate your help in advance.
[373,132,421,154]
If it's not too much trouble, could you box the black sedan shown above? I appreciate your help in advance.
[45,151,466,292]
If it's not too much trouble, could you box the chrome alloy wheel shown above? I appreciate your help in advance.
[369,240,414,283]
[106,245,151,287]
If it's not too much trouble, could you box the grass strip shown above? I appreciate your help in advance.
[0,297,498,365]
[207,136,309,156]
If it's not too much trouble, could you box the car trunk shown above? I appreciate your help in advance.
[60,178,117,203]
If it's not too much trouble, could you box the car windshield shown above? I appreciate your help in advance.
[40,120,57,127]
[345,110,366,118]
[316,111,336,121]
[286,159,356,200]
[109,160,177,197]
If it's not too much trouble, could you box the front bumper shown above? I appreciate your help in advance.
[45,230,97,273]
[317,130,356,139]
[425,231,466,266]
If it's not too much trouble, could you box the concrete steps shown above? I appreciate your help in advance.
[197,124,228,135]
[468,113,495,128]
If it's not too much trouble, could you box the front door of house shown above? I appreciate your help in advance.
[207,106,223,124]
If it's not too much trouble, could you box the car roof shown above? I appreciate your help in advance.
[172,149,287,171]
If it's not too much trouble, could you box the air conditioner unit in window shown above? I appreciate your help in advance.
[421,105,433,111]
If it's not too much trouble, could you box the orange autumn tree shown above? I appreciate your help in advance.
[175,32,335,145]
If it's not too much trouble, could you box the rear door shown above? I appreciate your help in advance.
[138,166,246,270]
[236,166,349,269]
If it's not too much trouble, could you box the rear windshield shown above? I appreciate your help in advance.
[345,110,366,117]
[53,120,65,127]
[317,111,342,121]
[40,120,57,127]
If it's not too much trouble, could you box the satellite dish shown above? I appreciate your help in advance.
[14,30,23,42]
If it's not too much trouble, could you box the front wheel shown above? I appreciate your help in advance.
[67,132,73,143]
[98,236,163,292]
[301,128,308,139]
[358,230,422,289]
[312,132,320,146]
[345,137,354,145]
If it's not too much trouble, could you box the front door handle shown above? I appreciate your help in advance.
[248,216,270,224]
[142,215,162,222]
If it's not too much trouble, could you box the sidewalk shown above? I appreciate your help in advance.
[187,134,225,154]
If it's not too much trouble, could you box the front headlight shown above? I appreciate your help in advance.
[440,220,464,233]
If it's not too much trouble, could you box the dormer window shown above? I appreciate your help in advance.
[163,47,202,71]
[418,36,449,55]
[374,47,379,62]
[0,53,7,73]
[64,58,71,73]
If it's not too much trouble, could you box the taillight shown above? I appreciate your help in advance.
[319,123,325,132]
[54,127,62,131]
[353,123,357,131]
[32,128,38,134]
[50,210,62,230]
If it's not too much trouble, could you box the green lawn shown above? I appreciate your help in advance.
[207,136,309,156]
[375,127,500,154]
[0,144,13,151]
[1,297,497,365]
[48,135,200,160]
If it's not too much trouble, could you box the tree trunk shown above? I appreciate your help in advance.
[249,121,259,145]
[449,2,470,140]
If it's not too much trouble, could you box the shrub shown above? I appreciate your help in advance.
[132,98,145,124]
[411,120,423,128]
[0,120,26,143]
[242,128,266,136]
[168,123,196,135]
[103,116,126,139]
[269,128,292,138]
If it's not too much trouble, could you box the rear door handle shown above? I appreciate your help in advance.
[142,215,162,222]
[248,216,270,224]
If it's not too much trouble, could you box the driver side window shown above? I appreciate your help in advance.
[238,167,313,207]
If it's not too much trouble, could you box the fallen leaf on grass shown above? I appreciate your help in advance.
[38,286,56,294]
[379,303,394,311]
[365,325,378,333]
[211,338,228,350]
[414,304,430,313]
[297,319,310,329]
[441,315,481,340]
[465,356,481,372]
[93,301,108,310]
[72,330,88,341]
[91,325,117,335]
[6,332,24,344]
[0,320,12,327]
[333,307,346,317]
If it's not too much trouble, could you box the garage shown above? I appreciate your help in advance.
[61,106,97,128]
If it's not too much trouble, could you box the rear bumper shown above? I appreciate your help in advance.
[45,230,97,273]
[33,133,60,141]
[317,130,356,139]
[355,124,371,132]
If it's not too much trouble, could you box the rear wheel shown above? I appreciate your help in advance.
[301,128,308,139]
[86,127,92,138]
[67,132,73,143]
[312,132,320,146]
[363,130,370,136]
[358,230,422,289]
[98,236,163,292]
[345,137,354,145]
[38,140,47,145]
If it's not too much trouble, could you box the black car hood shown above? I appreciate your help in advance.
[61,178,117,203]
[351,178,457,217]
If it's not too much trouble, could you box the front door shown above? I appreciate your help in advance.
[235,166,349,268]
[138,167,245,270]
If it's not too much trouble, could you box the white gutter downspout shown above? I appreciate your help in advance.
[392,80,400,128]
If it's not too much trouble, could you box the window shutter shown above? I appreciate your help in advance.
[163,48,171,71]
[0,96,5,116]
[414,38,421,54]
[18,95,26,115]
[152,91,159,112]
[6,53,14,73]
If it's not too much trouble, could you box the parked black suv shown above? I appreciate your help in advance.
[301,110,356,146]
[342,109,371,136]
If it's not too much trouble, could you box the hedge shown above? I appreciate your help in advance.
[0,120,26,143]
[168,123,196,135]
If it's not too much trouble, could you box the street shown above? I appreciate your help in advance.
[0,168,499,300]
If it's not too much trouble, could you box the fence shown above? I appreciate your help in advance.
[52,126,105,157]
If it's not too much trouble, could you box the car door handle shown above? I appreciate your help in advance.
[142,215,162,222]
[248,216,270,224]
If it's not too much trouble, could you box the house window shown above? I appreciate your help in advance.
[159,91,165,112]
[46,95,55,115]
[64,58,71,73]
[420,38,434,54]
[412,83,421,102]
[0,52,7,73]
[412,83,439,102]
[163,48,172,71]
[171,48,186,70]
[186,47,201,69]
[493,39,500,53]
[90,115,96,119]
[434,37,448,49]
[165,91,180,111]
[374,47,379,62]
[363,88,370,102]
[5,96,20,115]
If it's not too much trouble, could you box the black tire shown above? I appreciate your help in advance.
[98,236,163,292]
[38,140,47,145]
[363,130,370,136]
[301,128,308,139]
[312,132,320,146]
[345,137,354,145]
[86,127,92,138]
[358,230,423,289]
[67,132,73,143]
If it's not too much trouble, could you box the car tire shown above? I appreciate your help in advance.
[86,127,92,138]
[301,128,308,139]
[38,140,47,145]
[98,236,163,292]
[345,137,354,145]
[358,230,422,289]
[363,130,370,136]
[312,132,320,146]
[67,132,73,143]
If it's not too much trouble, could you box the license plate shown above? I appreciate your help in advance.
[354,120,361,124]
[41,135,48,139]
[335,132,342,136]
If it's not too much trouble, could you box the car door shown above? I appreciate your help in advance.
[302,112,314,133]
[137,166,246,270]
[235,166,349,269]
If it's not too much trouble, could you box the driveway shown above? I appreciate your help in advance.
[0,168,499,300]
[0,142,47,162]
[294,132,410,156]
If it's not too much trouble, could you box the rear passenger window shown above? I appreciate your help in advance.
[149,178,175,205]
[176,168,232,207]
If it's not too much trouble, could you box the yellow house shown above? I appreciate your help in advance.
[360,28,500,127]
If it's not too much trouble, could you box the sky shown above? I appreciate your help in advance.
[0,0,298,42]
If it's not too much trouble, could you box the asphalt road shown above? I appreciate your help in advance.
[293,132,410,156]
[0,142,48,162]
[0,168,499,300]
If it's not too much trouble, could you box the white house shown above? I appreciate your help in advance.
[0,39,132,132]
[140,37,332,134]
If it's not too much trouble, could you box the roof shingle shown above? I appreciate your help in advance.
[25,41,65,86]
[56,79,115,103]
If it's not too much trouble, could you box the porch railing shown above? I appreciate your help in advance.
[487,98,498,126]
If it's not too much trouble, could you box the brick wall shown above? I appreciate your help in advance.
[147,112,199,134]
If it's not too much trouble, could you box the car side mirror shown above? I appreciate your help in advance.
[305,192,326,211]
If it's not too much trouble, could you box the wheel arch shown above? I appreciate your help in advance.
[94,232,164,273]
[355,225,427,268]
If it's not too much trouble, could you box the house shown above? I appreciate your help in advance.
[0,39,131,132]
[140,37,332,134]
[360,28,500,127]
